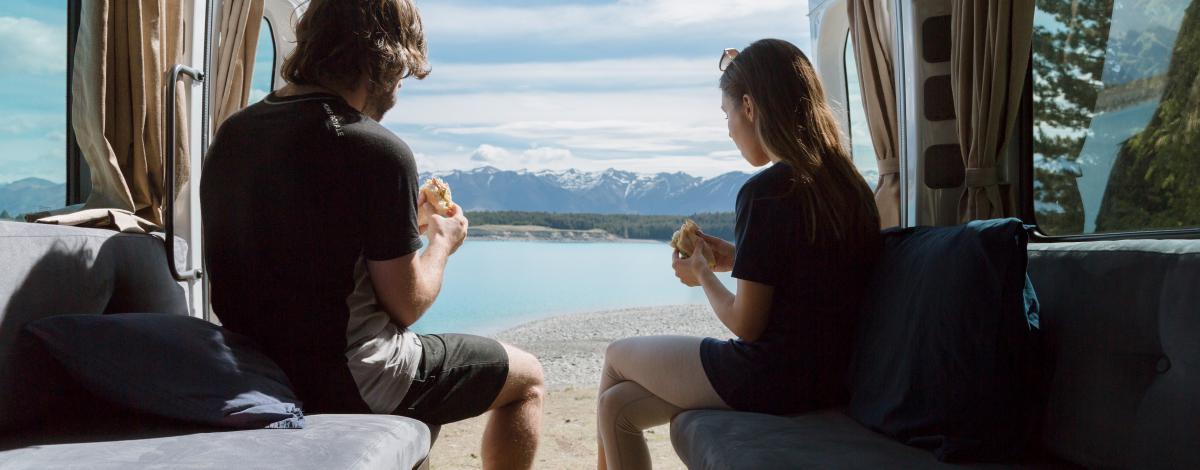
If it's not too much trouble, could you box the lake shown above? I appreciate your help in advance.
[409,240,736,335]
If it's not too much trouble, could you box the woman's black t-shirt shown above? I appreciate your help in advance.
[700,162,880,414]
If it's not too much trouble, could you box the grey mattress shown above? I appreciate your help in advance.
[0,414,432,470]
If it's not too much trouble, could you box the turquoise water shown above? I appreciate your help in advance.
[409,240,736,335]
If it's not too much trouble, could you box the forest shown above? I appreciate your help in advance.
[465,211,736,242]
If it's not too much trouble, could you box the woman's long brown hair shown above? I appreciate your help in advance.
[720,39,880,247]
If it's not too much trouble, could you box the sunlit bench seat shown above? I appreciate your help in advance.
[0,222,434,470]
[0,413,431,470]
[672,238,1200,469]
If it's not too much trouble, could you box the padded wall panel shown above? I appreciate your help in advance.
[1028,240,1200,470]
[0,222,187,432]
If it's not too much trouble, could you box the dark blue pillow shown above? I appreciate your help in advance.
[25,313,305,429]
[848,218,1044,462]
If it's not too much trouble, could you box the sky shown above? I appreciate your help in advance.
[1,0,848,185]
[377,0,815,178]
[0,0,67,184]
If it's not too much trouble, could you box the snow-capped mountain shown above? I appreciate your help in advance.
[419,166,752,215]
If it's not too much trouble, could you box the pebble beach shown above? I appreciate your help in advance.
[429,304,733,469]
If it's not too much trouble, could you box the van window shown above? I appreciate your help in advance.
[248,17,274,104]
[845,34,880,190]
[1031,0,1200,235]
[0,1,71,220]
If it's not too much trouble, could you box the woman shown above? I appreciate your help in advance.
[596,39,882,469]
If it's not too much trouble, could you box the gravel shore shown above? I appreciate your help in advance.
[431,305,733,469]
[495,304,734,388]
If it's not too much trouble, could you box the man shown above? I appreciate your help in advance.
[200,1,543,468]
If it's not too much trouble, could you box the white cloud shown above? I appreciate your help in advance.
[382,87,741,177]
[378,0,811,178]
[419,0,807,43]
[470,144,572,166]
[389,87,723,126]
[0,17,66,75]
[408,57,716,93]
[435,120,727,153]
[0,113,65,137]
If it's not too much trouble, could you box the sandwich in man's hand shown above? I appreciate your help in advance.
[417,177,454,226]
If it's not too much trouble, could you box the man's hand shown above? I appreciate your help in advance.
[672,239,714,287]
[416,191,431,234]
[424,202,468,255]
[695,230,734,272]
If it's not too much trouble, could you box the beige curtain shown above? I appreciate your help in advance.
[849,0,901,229]
[951,0,1034,221]
[212,0,265,131]
[49,0,188,229]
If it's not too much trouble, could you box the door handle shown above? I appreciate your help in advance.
[165,64,204,281]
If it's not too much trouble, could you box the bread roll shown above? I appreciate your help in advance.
[417,177,453,226]
[670,219,715,269]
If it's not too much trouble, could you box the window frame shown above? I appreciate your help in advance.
[1021,59,1200,242]
[260,16,276,94]
[843,32,855,158]
[65,0,89,206]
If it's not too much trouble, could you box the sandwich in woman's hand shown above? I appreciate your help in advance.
[670,219,716,269]
[417,177,454,226]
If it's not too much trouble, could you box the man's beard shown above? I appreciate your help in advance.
[362,84,397,121]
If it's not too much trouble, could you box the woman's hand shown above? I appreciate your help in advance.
[695,230,734,272]
[672,238,714,287]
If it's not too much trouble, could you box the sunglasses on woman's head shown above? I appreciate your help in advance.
[719,48,739,71]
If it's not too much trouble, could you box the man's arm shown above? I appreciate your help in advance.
[367,204,468,328]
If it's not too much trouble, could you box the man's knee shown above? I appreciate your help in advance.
[500,343,545,404]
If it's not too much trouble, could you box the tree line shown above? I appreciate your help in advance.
[465,211,736,242]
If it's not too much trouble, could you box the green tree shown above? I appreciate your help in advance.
[465,211,737,242]
[0,210,10,220]
[1031,0,1115,234]
[1096,1,1200,231]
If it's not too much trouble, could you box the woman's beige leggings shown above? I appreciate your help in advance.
[597,335,730,470]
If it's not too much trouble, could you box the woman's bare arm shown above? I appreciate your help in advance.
[673,242,775,341]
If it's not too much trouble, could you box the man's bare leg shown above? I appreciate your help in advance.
[481,343,545,470]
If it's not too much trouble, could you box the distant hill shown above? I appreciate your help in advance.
[0,177,64,219]
[421,167,753,215]
[0,168,753,221]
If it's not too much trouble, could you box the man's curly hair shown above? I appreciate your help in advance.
[281,0,430,92]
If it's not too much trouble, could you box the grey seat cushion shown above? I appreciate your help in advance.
[0,414,432,470]
[671,410,1068,470]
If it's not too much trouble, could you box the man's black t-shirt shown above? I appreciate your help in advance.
[201,92,423,413]
[700,162,881,414]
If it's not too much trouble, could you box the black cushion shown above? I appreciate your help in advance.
[26,313,305,429]
[848,219,1044,462]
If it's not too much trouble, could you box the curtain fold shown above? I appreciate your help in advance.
[46,0,188,229]
[849,0,902,229]
[212,0,265,131]
[951,0,1034,222]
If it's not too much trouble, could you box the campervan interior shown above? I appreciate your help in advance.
[0,0,1197,469]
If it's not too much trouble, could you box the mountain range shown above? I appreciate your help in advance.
[0,178,64,219]
[420,166,752,215]
[0,167,752,219]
